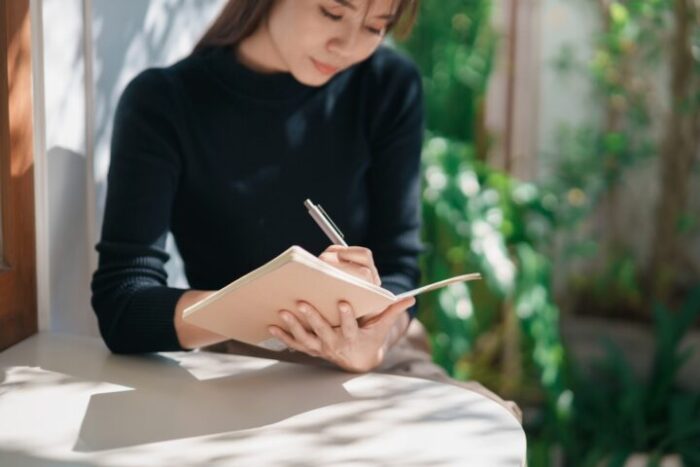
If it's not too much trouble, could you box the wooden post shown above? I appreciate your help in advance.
[0,0,38,350]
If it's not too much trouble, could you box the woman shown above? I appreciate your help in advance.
[91,0,520,419]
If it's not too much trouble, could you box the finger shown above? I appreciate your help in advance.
[341,264,376,284]
[268,325,320,356]
[328,261,377,285]
[335,248,381,285]
[324,245,368,253]
[325,246,378,274]
[297,302,338,348]
[318,251,339,263]
[279,310,323,354]
[327,245,369,255]
[338,301,359,340]
[362,297,416,330]
[319,247,380,285]
[337,260,379,286]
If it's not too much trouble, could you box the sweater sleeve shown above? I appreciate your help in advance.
[365,51,425,319]
[91,69,189,353]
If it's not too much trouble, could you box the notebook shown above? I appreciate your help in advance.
[183,245,481,346]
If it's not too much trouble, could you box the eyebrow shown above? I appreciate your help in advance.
[332,0,396,20]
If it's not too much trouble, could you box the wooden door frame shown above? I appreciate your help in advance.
[0,0,38,351]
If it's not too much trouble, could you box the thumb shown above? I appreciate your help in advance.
[362,296,416,330]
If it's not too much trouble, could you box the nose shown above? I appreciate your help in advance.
[327,24,360,58]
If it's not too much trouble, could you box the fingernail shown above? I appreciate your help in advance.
[339,303,351,313]
[280,312,291,322]
[298,304,310,314]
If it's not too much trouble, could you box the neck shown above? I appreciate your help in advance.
[235,17,288,74]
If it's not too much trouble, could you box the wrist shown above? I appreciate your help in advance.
[385,311,410,349]
[174,289,227,349]
[343,353,383,373]
[353,312,409,372]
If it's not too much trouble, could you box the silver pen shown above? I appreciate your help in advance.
[304,199,349,246]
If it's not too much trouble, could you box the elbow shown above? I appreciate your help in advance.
[100,330,131,355]
[94,312,130,354]
[91,291,132,355]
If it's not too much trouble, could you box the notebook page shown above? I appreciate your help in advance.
[395,273,482,300]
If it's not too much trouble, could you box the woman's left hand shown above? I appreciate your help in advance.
[268,296,416,373]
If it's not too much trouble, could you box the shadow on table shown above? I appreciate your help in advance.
[1,334,362,452]
[0,449,96,467]
[1,334,525,465]
[74,354,358,452]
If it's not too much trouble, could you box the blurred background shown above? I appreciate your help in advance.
[400,1,700,465]
[36,0,699,465]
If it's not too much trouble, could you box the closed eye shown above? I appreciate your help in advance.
[320,6,342,21]
[320,6,385,36]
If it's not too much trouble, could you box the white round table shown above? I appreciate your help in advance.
[0,332,526,466]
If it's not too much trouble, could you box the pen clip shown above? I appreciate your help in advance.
[317,204,345,239]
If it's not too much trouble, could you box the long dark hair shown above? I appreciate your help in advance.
[193,0,420,54]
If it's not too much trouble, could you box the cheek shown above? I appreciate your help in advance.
[279,18,326,58]
[337,37,382,68]
[355,38,383,61]
[269,5,316,55]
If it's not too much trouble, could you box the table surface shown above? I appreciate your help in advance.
[0,332,526,466]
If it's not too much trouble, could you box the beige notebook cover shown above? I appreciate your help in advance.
[183,245,480,346]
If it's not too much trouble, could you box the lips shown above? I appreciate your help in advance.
[311,57,340,75]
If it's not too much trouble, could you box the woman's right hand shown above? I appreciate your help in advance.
[318,245,381,286]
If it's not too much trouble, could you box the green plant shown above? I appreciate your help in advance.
[399,0,571,422]
[418,135,570,410]
[393,1,700,465]
[401,0,495,142]
[552,290,700,466]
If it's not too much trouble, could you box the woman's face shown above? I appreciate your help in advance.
[266,0,396,85]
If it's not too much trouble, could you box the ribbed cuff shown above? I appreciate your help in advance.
[108,286,189,353]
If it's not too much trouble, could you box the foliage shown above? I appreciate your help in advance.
[395,0,700,465]
[418,136,568,407]
[402,0,495,142]
[531,1,700,464]
[399,0,570,411]
[546,291,700,466]
[397,0,570,432]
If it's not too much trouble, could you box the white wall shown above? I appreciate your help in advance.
[537,0,600,176]
[535,0,700,277]
[486,0,599,181]
[39,0,93,335]
[37,0,225,336]
[486,0,700,295]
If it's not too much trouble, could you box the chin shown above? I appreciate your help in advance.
[294,71,332,87]
[289,59,338,87]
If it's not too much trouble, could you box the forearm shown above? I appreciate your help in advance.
[174,289,228,349]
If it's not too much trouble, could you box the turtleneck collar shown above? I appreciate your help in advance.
[201,45,319,102]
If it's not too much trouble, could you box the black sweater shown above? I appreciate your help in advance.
[91,45,425,353]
